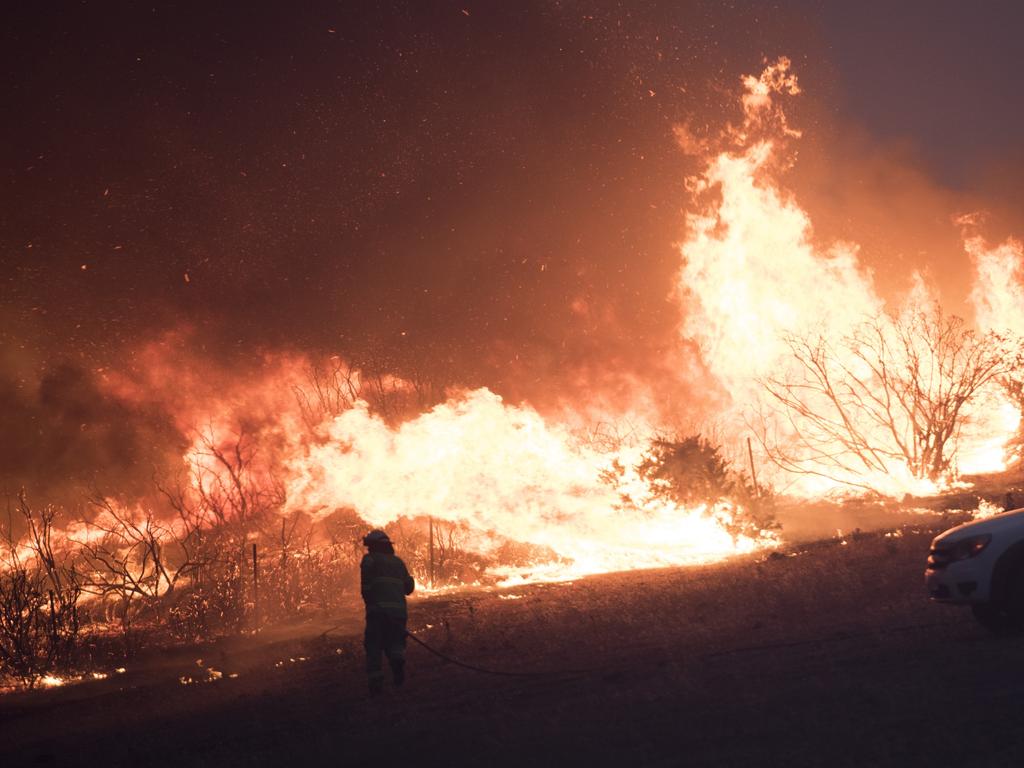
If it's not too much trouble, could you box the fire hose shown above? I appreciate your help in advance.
[321,614,967,679]
[397,617,964,674]
[320,621,594,678]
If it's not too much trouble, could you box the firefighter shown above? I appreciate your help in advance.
[360,529,415,695]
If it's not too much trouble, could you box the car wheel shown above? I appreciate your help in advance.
[972,568,1024,635]
[971,602,1020,634]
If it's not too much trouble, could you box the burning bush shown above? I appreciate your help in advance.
[602,436,770,544]
[638,436,741,506]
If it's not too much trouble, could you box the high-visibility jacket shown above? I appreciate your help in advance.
[360,552,415,619]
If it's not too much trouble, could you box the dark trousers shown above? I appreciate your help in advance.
[364,612,407,683]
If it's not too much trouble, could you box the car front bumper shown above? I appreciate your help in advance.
[925,559,991,603]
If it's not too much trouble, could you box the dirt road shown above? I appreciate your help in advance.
[3,523,1024,767]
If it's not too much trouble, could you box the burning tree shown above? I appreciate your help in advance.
[757,306,1010,490]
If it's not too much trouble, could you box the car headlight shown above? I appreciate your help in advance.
[928,534,993,569]
[947,534,992,561]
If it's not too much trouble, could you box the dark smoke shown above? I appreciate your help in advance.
[0,363,185,505]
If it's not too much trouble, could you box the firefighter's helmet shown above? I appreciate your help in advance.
[362,529,391,546]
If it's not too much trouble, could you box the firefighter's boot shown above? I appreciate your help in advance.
[368,672,384,697]
[392,659,405,687]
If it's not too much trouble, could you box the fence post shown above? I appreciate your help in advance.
[747,437,761,498]
[48,589,57,653]
[428,517,435,589]
[252,543,259,631]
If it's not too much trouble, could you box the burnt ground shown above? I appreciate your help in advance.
[3,520,1024,767]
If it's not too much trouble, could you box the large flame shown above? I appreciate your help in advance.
[678,69,881,405]
[965,217,1024,338]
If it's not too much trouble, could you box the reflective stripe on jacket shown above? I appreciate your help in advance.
[360,553,415,618]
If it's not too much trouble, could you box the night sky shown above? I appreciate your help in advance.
[2,0,1023,498]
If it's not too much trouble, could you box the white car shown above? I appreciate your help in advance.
[925,507,1024,632]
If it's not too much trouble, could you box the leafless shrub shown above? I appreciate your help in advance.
[75,498,202,647]
[294,351,453,433]
[0,492,80,685]
[257,533,362,620]
[757,307,1009,489]
[427,519,481,584]
[154,428,285,638]
[293,357,363,429]
[572,418,644,453]
[163,533,244,642]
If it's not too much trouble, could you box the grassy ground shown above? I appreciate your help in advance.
[2,516,1024,767]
